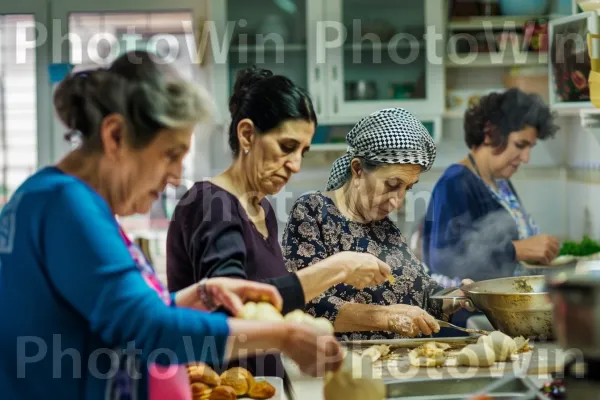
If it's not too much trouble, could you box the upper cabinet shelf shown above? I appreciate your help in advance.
[208,0,445,127]
[445,52,549,67]
[448,15,548,30]
[229,44,307,52]
[208,0,588,140]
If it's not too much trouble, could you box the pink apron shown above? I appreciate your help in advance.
[119,226,192,400]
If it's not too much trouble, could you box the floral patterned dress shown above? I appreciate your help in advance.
[281,192,446,341]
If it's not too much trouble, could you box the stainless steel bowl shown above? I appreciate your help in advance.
[432,276,554,339]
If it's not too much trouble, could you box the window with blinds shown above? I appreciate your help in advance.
[67,11,212,239]
[67,11,200,186]
[0,14,37,207]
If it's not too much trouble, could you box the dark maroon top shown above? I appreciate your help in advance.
[166,181,305,379]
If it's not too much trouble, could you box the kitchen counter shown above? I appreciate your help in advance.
[285,341,564,400]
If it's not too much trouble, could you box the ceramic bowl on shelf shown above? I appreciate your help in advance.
[498,0,549,15]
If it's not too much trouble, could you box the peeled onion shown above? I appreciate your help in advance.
[312,317,335,335]
[239,302,283,321]
[239,302,258,319]
[257,302,284,321]
[456,343,496,367]
[283,309,335,334]
[283,309,307,324]
[477,331,517,362]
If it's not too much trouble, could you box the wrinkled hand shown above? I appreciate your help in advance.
[175,278,282,316]
[281,323,344,377]
[331,251,392,289]
[443,279,476,314]
[516,234,560,265]
[384,304,440,337]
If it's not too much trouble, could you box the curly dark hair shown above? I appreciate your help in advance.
[463,88,558,153]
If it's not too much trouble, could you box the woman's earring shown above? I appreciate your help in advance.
[244,149,249,154]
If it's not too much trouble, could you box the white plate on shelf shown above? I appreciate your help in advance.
[239,376,283,400]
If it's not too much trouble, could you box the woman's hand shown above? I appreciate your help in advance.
[383,304,440,337]
[514,234,560,265]
[442,279,476,314]
[280,323,344,377]
[225,320,343,377]
[175,278,282,316]
[329,251,392,289]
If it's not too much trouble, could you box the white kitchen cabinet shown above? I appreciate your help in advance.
[207,0,326,123]
[208,0,444,126]
[320,0,445,124]
[49,0,209,163]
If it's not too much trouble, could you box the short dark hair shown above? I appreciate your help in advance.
[227,66,317,156]
[53,50,212,151]
[463,88,558,152]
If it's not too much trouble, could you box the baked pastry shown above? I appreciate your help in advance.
[191,382,212,400]
[220,367,254,396]
[209,385,237,400]
[248,379,276,399]
[188,363,221,386]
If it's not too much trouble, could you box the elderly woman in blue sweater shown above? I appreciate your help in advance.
[422,88,560,288]
[0,51,343,400]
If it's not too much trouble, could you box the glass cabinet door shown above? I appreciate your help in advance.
[324,0,444,122]
[225,0,310,99]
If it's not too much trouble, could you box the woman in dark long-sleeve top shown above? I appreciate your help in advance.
[166,66,392,397]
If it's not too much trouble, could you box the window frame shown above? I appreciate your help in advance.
[0,0,51,168]
[49,0,209,165]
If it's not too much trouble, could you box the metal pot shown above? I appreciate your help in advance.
[546,262,600,358]
[431,275,554,339]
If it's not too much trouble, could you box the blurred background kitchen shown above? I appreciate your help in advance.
[3,0,600,283]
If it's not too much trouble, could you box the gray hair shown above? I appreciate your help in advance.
[53,50,214,150]
[357,158,386,173]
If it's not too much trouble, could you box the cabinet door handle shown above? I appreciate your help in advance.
[316,97,322,114]
[315,67,320,81]
[334,96,339,114]
[332,65,338,81]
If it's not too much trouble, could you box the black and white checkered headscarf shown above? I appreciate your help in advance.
[326,108,437,191]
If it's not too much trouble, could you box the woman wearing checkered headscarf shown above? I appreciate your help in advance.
[282,108,474,341]
[326,107,437,191]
